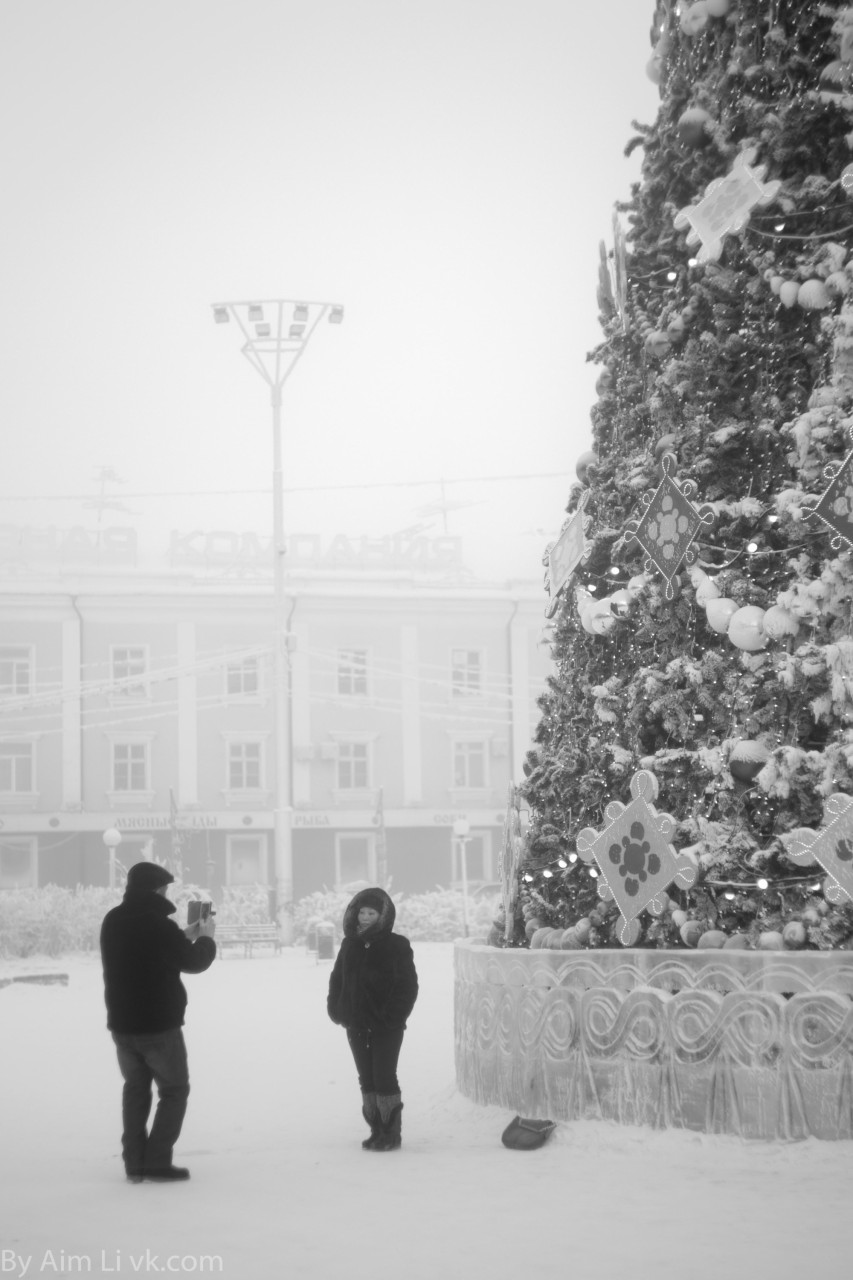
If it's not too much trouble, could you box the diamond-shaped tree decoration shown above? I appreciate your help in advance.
[805,445,853,551]
[781,793,853,905]
[576,770,698,945]
[626,454,714,599]
[673,147,781,262]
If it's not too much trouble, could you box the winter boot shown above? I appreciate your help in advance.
[372,1093,403,1151]
[361,1091,380,1150]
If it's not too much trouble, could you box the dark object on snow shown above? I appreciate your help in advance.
[501,1116,557,1150]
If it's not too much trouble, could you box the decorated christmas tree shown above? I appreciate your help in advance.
[517,0,853,952]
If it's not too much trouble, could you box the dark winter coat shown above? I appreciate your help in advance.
[101,889,216,1034]
[327,889,418,1033]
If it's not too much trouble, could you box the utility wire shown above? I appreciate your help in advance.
[0,472,572,502]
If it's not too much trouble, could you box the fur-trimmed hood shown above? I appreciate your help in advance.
[342,887,396,939]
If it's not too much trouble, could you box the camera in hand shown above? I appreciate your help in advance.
[187,900,215,925]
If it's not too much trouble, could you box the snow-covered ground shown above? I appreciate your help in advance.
[3,941,853,1280]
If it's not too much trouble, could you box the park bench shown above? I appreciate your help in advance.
[216,923,281,958]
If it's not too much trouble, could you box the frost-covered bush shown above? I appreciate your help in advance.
[394,890,500,942]
[292,886,501,943]
[0,882,502,957]
[0,885,121,958]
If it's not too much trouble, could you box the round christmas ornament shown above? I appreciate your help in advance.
[705,596,739,633]
[779,280,801,308]
[826,271,850,298]
[530,927,554,949]
[677,106,713,148]
[722,933,750,949]
[626,573,649,597]
[575,450,599,484]
[680,2,710,36]
[645,330,671,359]
[680,919,704,947]
[695,574,721,605]
[841,162,853,193]
[727,605,768,650]
[574,917,593,943]
[608,589,633,617]
[797,279,831,310]
[758,931,784,951]
[589,600,616,635]
[666,315,686,343]
[769,275,784,295]
[782,921,807,949]
[654,433,679,460]
[762,604,800,639]
[728,738,770,784]
[697,929,727,949]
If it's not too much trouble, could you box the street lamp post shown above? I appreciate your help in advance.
[103,826,122,890]
[212,299,343,943]
[452,817,471,938]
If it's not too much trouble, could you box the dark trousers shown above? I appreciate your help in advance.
[111,1028,190,1172]
[346,1026,405,1095]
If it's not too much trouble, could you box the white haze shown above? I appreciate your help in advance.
[0,0,660,581]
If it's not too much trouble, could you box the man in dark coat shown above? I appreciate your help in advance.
[327,887,418,1151]
[100,861,216,1182]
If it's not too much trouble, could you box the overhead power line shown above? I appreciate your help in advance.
[0,471,572,502]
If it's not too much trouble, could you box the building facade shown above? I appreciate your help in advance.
[0,526,551,903]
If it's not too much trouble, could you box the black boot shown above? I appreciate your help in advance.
[372,1093,403,1151]
[361,1091,380,1150]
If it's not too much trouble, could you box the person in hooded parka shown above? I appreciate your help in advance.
[326,887,418,1151]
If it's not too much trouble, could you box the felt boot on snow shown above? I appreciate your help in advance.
[372,1093,402,1151]
[361,1091,380,1150]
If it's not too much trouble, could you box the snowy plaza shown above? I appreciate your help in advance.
[3,942,853,1280]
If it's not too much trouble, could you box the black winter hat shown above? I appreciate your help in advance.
[357,891,385,913]
[126,861,175,893]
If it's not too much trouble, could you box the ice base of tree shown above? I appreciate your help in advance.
[454,941,853,1140]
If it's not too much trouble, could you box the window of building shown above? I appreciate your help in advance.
[335,834,374,888]
[0,837,36,889]
[337,649,368,697]
[111,646,148,699]
[0,742,34,793]
[452,740,486,789]
[226,835,268,886]
[113,742,149,792]
[452,831,494,885]
[337,741,370,790]
[228,741,263,790]
[0,647,32,698]
[451,648,481,698]
[226,654,261,697]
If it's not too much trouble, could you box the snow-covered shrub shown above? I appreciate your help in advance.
[292,886,501,943]
[0,885,121,958]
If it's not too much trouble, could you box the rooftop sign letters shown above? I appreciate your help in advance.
[0,525,463,573]
[0,525,137,565]
[168,530,463,571]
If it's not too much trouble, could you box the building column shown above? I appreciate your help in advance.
[509,615,532,783]
[61,616,82,810]
[401,624,422,804]
[177,621,198,806]
[291,621,311,805]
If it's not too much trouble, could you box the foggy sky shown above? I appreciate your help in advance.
[0,0,660,581]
